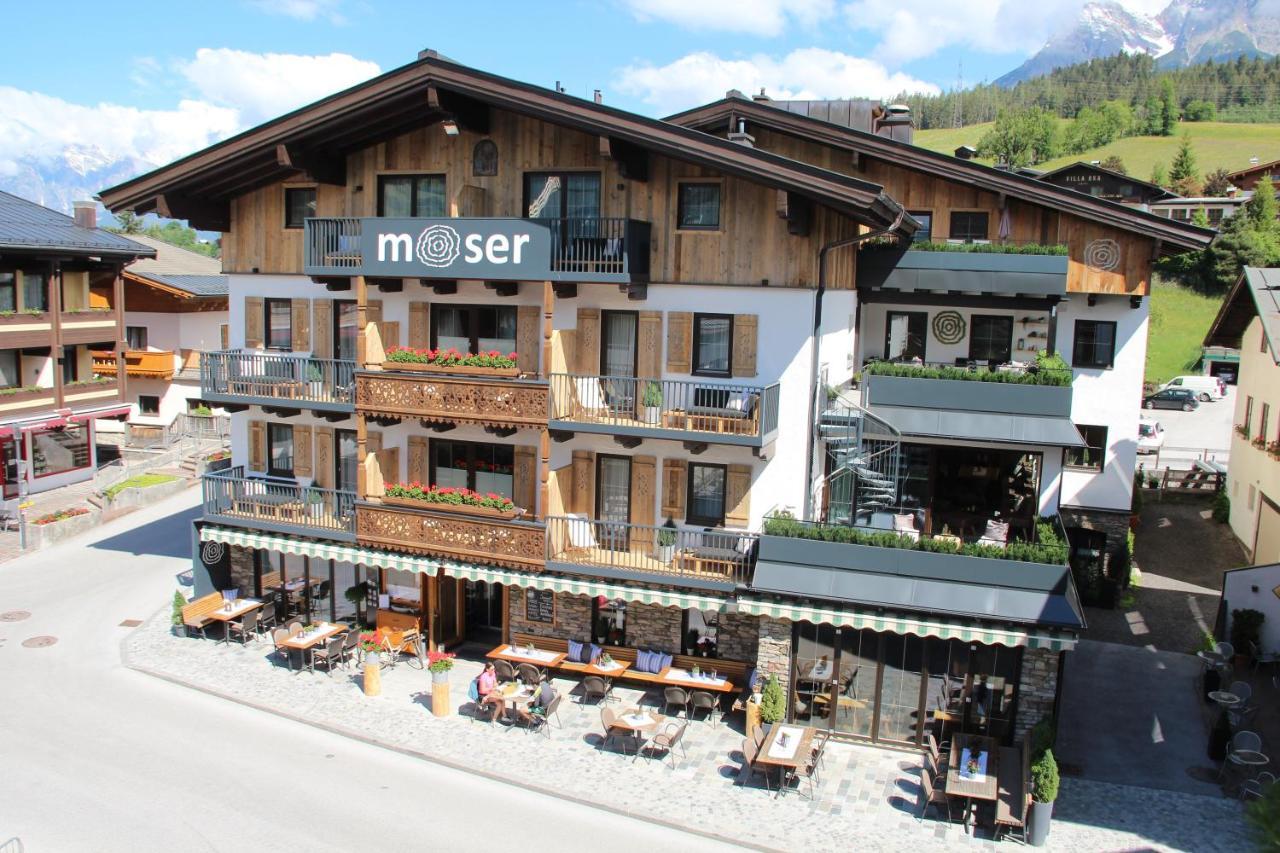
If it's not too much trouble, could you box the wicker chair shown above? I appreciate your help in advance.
[311,636,345,676]
[494,659,517,684]
[522,692,563,739]
[517,662,545,686]
[255,606,278,636]
[919,769,957,823]
[742,737,773,791]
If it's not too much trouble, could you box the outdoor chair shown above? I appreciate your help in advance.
[1220,730,1264,778]
[341,630,360,669]
[689,690,719,726]
[741,737,773,791]
[494,659,517,684]
[918,768,957,823]
[311,636,345,676]
[791,753,820,800]
[581,675,613,705]
[1241,771,1277,801]
[255,606,277,636]
[1251,642,1280,672]
[522,692,563,739]
[923,750,940,779]
[645,721,689,769]
[924,732,948,766]
[752,725,766,751]
[284,616,305,631]
[517,662,545,686]
[227,610,258,645]
[809,729,831,782]
[270,627,293,665]
[600,707,632,754]
[663,686,691,718]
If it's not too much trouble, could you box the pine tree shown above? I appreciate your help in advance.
[1168,135,1200,196]
[1246,173,1279,230]
[1101,156,1127,175]
[1192,208,1211,228]
[1150,162,1167,187]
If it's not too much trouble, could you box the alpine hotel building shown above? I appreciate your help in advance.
[101,51,1211,749]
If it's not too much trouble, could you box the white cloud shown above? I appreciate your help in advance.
[616,48,939,114]
[623,0,835,37]
[247,0,346,24]
[177,48,381,125]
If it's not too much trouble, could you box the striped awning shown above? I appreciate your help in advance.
[445,561,728,610]
[738,597,1077,651]
[199,526,439,574]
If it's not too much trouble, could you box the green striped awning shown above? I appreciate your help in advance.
[445,561,728,611]
[199,526,439,575]
[738,597,1077,651]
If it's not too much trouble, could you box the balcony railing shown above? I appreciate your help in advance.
[303,216,651,282]
[356,501,546,570]
[92,350,176,379]
[546,516,756,587]
[203,466,356,538]
[549,373,780,446]
[355,371,549,428]
[864,369,1073,419]
[857,242,1070,297]
[201,351,355,409]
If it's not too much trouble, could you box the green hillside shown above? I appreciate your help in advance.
[916,121,1280,182]
[1146,280,1223,385]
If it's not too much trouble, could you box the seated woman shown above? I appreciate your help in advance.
[477,662,506,721]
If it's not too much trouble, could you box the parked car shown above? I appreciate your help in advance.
[1138,417,1165,454]
[1144,388,1200,411]
[1158,374,1226,402]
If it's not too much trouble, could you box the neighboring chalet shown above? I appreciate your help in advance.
[0,193,151,497]
[100,52,1212,750]
[1037,162,1177,209]
[1150,194,1249,229]
[1227,158,1280,193]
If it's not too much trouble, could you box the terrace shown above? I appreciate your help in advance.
[201,350,356,413]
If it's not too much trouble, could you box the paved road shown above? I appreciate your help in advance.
[1140,386,1234,471]
[0,489,733,853]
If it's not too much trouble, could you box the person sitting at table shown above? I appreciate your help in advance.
[972,675,990,718]
[514,681,557,727]
[476,662,506,722]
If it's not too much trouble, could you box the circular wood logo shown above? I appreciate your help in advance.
[932,310,967,344]
[1085,239,1121,271]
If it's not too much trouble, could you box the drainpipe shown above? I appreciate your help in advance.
[803,207,908,520]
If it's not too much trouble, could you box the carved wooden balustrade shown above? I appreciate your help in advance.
[355,371,549,428]
[356,502,546,570]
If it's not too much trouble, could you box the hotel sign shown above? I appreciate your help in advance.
[359,218,553,279]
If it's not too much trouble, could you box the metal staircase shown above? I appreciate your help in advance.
[818,392,902,526]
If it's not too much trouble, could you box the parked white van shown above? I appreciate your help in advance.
[1159,375,1226,402]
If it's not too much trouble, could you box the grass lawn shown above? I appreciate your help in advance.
[1145,279,1224,385]
[103,473,179,500]
[915,121,1280,179]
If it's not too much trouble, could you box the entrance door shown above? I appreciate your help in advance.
[596,455,631,552]
[336,429,357,493]
[464,580,504,643]
[1,438,18,499]
[601,311,637,417]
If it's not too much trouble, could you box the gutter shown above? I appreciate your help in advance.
[803,207,908,519]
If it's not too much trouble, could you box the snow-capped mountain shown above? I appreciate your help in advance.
[0,144,156,219]
[997,0,1280,87]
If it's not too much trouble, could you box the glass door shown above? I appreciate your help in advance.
[793,622,838,726]
[335,300,357,362]
[876,633,927,746]
[832,629,878,739]
[601,311,637,417]
[336,429,357,494]
[464,580,503,642]
[596,455,631,553]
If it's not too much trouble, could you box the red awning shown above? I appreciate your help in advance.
[0,427,12,440]
[19,417,68,432]
[69,406,131,423]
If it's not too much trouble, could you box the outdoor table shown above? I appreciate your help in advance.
[499,682,538,724]
[204,598,264,644]
[948,734,999,833]
[757,724,818,797]
[1209,690,1242,707]
[1234,750,1270,768]
[282,623,346,673]
[658,666,735,694]
[609,708,666,760]
[581,658,631,679]
[487,644,567,671]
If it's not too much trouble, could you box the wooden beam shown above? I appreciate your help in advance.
[430,281,458,294]
[484,281,519,297]
[776,191,812,236]
[552,282,577,299]
[275,143,346,186]
[153,193,229,231]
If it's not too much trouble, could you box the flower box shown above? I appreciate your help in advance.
[382,495,520,520]
[387,362,520,378]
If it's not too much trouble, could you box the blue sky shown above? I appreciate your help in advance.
[0,0,1169,177]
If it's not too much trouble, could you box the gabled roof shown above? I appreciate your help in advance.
[0,191,153,259]
[1036,161,1178,201]
[1228,158,1280,180]
[124,234,221,276]
[99,52,911,234]
[1204,267,1280,365]
[667,96,1214,253]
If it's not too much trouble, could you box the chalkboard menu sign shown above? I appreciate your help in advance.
[366,579,380,617]
[525,588,555,623]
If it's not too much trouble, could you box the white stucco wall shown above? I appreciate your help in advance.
[1223,563,1280,655]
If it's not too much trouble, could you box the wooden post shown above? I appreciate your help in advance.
[113,268,127,404]
[431,680,450,717]
[355,275,368,367]
[356,414,368,499]
[49,260,64,408]
[538,280,553,520]
[541,280,553,380]
[427,573,440,652]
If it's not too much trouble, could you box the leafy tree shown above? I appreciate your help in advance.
[1200,186,1280,291]
[1202,167,1233,196]
[1247,775,1280,850]
[1142,95,1163,135]
[1245,173,1279,229]
[1150,162,1167,187]
[977,107,1059,168]
[1192,208,1211,228]
[1184,99,1217,121]
[1100,156,1128,175]
[1168,134,1200,196]
[171,590,187,627]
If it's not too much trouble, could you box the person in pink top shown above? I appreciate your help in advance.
[477,662,505,721]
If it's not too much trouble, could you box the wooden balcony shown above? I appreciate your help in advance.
[0,386,57,417]
[356,501,545,570]
[63,377,119,405]
[59,310,118,345]
[92,350,176,379]
[201,350,355,413]
[355,370,549,429]
[203,467,357,540]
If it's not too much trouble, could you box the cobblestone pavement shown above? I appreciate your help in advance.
[123,612,1250,853]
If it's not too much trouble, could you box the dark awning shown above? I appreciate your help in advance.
[869,404,1085,447]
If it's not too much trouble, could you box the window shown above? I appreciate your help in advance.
[692,313,733,377]
[265,298,292,350]
[885,311,927,361]
[1208,208,1224,225]
[1245,396,1254,439]
[31,424,89,478]
[377,175,446,218]
[1065,424,1107,471]
[429,440,515,501]
[334,300,357,362]
[0,273,14,312]
[687,462,727,527]
[431,305,517,356]
[523,172,601,220]
[284,188,316,229]
[336,428,357,493]
[139,395,160,415]
[682,608,720,657]
[592,597,626,645]
[268,423,294,478]
[22,271,47,312]
[1171,208,1190,222]
[1262,404,1271,446]
[1072,320,1116,369]
[968,315,1013,363]
[125,326,148,351]
[61,351,78,384]
[908,210,932,243]
[0,351,16,388]
[948,211,989,242]
[677,183,721,230]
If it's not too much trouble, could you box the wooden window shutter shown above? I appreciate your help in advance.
[244,296,264,349]
[516,305,540,376]
[513,445,537,514]
[293,425,313,477]
[377,447,401,485]
[638,311,663,379]
[313,427,335,489]
[408,302,430,349]
[248,420,266,471]
[380,321,400,349]
[725,464,751,527]
[366,430,382,454]
[407,435,429,484]
[366,299,385,349]
[291,299,311,352]
[630,455,656,549]
[570,450,596,516]
[220,324,229,350]
[732,314,758,377]
[575,308,600,375]
[666,312,692,373]
[313,299,333,359]
[661,458,687,520]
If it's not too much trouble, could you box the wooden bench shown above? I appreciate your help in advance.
[994,744,1030,841]
[509,632,752,693]
[181,591,225,637]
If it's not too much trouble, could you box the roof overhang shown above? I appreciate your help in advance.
[1204,267,1280,364]
[99,54,910,235]
[869,404,1086,447]
[667,97,1214,254]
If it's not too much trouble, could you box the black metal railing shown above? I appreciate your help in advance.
[201,351,356,406]
[546,516,756,585]
[203,466,356,535]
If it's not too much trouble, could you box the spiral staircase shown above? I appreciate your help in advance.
[818,390,902,526]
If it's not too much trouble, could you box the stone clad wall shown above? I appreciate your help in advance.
[755,616,792,687]
[229,546,255,597]
[716,612,761,663]
[1015,646,1061,742]
[507,591,591,641]
[626,603,682,653]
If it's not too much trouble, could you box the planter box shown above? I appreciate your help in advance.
[385,362,519,378]
[103,477,190,510]
[204,457,233,474]
[382,495,519,520]
[27,509,100,549]
[858,247,1069,296]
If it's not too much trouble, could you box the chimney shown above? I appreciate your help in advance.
[593,89,603,105]
[873,103,914,145]
[73,200,97,230]
[752,88,772,103]
[728,117,755,148]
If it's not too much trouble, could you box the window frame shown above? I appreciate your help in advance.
[1245,396,1255,439]
[691,313,734,378]
[427,438,516,500]
[0,350,18,389]
[521,171,602,220]
[681,608,720,658]
[429,304,518,356]
[686,461,728,527]
[968,314,1013,363]
[138,394,161,416]
[884,311,928,361]
[264,298,293,351]
[1262,403,1271,446]
[948,210,990,242]
[267,423,294,479]
[30,423,89,480]
[0,272,15,313]
[125,326,148,351]
[21,270,47,312]
[376,173,447,218]
[907,210,933,243]
[1064,424,1108,472]
[591,596,626,646]
[283,187,316,230]
[676,181,723,231]
[61,351,79,384]
[1072,320,1117,370]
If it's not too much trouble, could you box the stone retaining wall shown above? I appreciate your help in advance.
[1015,646,1061,743]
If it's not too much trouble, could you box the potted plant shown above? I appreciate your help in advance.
[758,675,786,731]
[359,630,383,696]
[1231,608,1265,662]
[306,363,325,397]
[1028,748,1060,846]
[345,581,370,624]
[656,518,678,563]
[640,381,663,424]
[384,346,520,377]
[171,590,187,634]
[383,482,520,519]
